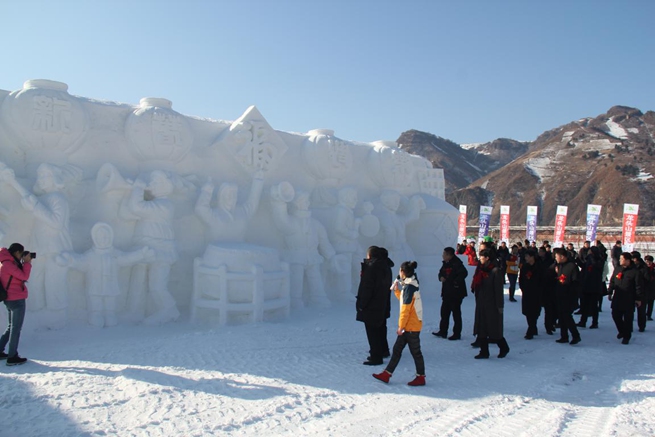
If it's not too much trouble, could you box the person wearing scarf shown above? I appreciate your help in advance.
[471,249,510,359]
[373,261,425,386]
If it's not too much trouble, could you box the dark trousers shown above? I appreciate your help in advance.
[612,308,634,339]
[385,331,425,375]
[439,296,463,336]
[479,337,509,355]
[636,303,647,331]
[365,321,389,361]
[558,308,580,340]
[508,274,518,299]
[544,297,557,332]
[598,294,604,312]
[525,315,539,335]
[647,299,654,319]
[579,294,599,326]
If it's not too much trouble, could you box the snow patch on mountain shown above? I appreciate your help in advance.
[524,156,554,182]
[605,118,628,139]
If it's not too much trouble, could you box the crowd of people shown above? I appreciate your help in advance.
[357,238,654,387]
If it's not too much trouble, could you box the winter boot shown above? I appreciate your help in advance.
[498,338,510,358]
[407,375,426,386]
[0,352,8,360]
[6,355,27,366]
[474,339,490,359]
[373,370,391,383]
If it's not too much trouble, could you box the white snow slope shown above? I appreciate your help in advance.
[1,283,654,437]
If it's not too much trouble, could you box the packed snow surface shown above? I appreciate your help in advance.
[1,283,654,437]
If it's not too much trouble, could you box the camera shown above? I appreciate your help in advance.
[22,251,36,259]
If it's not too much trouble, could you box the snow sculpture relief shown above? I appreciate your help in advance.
[123,171,180,325]
[125,98,193,163]
[214,106,288,174]
[0,79,458,328]
[302,129,353,182]
[0,162,79,329]
[57,222,154,328]
[195,172,265,244]
[367,141,415,190]
[324,187,379,297]
[0,80,88,154]
[375,189,426,263]
[270,182,337,309]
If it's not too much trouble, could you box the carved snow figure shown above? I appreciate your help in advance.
[57,222,154,328]
[125,171,180,325]
[270,182,337,309]
[0,162,73,329]
[375,190,425,264]
[194,171,264,244]
[327,187,380,297]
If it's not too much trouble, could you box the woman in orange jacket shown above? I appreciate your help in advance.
[373,261,425,386]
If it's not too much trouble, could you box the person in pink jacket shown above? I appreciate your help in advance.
[0,243,33,366]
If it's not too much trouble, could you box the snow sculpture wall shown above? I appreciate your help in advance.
[0,79,457,328]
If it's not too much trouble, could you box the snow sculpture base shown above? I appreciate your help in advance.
[191,243,290,325]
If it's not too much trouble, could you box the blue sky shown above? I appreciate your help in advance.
[2,0,654,144]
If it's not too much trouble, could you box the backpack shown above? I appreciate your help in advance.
[0,275,13,302]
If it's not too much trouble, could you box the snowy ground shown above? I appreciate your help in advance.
[1,283,654,437]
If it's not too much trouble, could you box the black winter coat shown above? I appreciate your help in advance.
[439,256,468,300]
[580,255,604,295]
[472,262,504,339]
[608,265,644,311]
[519,260,543,317]
[356,252,394,324]
[554,260,580,313]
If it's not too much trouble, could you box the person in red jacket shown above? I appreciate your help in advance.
[464,241,478,266]
[0,243,33,366]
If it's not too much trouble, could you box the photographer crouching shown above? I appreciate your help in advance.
[0,243,34,366]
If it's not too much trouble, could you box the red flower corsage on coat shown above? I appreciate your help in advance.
[616,272,623,280]
[558,274,567,284]
[526,271,533,280]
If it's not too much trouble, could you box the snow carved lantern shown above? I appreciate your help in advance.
[125,98,193,163]
[0,79,88,153]
[367,141,415,190]
[302,129,353,182]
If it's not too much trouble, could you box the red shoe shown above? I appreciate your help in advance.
[407,375,425,386]
[373,370,391,383]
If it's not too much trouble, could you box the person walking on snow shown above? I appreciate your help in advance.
[373,261,425,386]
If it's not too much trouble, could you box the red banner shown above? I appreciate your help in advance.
[500,205,510,244]
[553,205,568,248]
[622,204,639,252]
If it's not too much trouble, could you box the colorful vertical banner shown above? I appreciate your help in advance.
[526,206,538,242]
[457,205,467,243]
[553,205,568,248]
[585,204,602,242]
[500,205,510,244]
[622,203,639,252]
[478,206,493,242]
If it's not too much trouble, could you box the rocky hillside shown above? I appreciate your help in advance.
[445,106,655,226]
[396,130,528,193]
